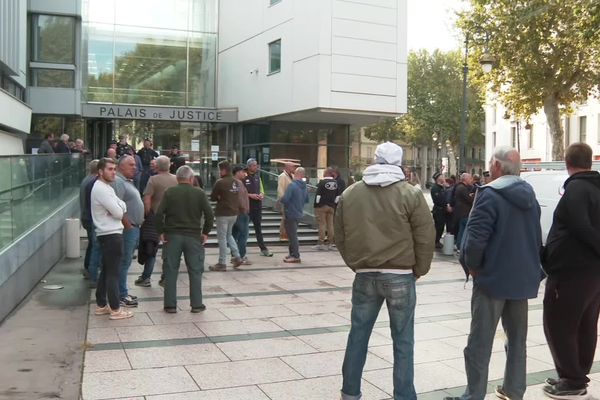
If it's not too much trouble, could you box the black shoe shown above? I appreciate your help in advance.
[120,295,138,308]
[546,378,560,386]
[435,242,443,249]
[495,386,510,400]
[191,305,206,313]
[443,397,461,400]
[542,383,587,399]
[134,276,151,287]
[164,307,177,313]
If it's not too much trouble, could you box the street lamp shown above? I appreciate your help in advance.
[459,34,495,173]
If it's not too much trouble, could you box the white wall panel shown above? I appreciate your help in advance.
[332,73,396,96]
[333,0,397,26]
[332,19,396,44]
[332,55,396,78]
[332,37,396,60]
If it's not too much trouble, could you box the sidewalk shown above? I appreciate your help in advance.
[79,246,600,400]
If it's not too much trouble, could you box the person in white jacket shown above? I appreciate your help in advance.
[91,157,132,320]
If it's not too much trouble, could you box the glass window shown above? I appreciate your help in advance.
[270,0,282,5]
[188,33,217,107]
[528,125,534,149]
[269,40,281,74]
[579,116,587,142]
[31,15,75,64]
[31,69,74,88]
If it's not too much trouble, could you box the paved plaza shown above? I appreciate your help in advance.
[81,247,600,400]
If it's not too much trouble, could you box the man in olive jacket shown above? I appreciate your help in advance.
[335,142,434,400]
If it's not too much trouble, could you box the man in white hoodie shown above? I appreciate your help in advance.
[335,142,434,400]
[91,157,132,320]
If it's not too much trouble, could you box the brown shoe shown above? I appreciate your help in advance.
[284,257,301,263]
[231,257,242,269]
[94,305,111,315]
[209,263,227,272]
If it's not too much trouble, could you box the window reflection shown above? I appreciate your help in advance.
[32,15,75,63]
[83,0,217,107]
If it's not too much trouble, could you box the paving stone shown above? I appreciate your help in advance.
[216,336,316,361]
[186,358,302,389]
[126,343,229,368]
[82,366,198,399]
[259,375,390,400]
[146,386,270,399]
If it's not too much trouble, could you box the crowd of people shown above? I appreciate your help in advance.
[38,133,89,154]
[78,138,599,400]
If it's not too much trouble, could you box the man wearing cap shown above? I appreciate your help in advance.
[245,158,273,257]
[431,172,447,249]
[116,135,134,158]
[335,142,435,400]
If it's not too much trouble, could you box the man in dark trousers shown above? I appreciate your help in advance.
[430,172,447,249]
[154,165,214,313]
[244,158,273,257]
[541,143,600,399]
[453,173,474,250]
[280,167,308,263]
[313,167,341,251]
[445,146,543,400]
[137,138,159,193]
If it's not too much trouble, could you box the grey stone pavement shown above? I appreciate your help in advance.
[79,246,600,400]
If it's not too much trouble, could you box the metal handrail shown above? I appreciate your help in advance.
[257,168,319,190]
[522,161,600,171]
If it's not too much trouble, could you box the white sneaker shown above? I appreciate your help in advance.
[311,244,327,251]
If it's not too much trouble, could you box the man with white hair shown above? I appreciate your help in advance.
[113,155,144,307]
[445,146,543,400]
[135,155,177,287]
[335,142,434,400]
[155,165,214,313]
[55,133,71,153]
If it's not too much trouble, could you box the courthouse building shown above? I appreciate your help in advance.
[1,0,408,180]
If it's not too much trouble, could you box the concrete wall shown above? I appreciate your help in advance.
[0,197,78,322]
[218,0,407,122]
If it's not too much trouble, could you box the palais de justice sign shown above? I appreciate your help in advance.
[82,104,238,123]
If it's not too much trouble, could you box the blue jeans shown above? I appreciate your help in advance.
[86,226,102,282]
[232,213,250,258]
[460,286,528,400]
[342,272,417,400]
[216,216,239,265]
[118,226,140,299]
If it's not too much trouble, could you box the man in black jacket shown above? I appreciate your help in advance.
[430,172,447,249]
[313,167,341,250]
[454,173,474,250]
[541,143,600,399]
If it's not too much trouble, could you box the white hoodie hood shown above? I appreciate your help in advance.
[362,142,406,187]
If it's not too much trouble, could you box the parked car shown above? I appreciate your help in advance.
[521,170,568,243]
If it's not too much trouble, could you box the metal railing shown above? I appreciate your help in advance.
[0,154,87,252]
[522,161,600,171]
[258,168,318,218]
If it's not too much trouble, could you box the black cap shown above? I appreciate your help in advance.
[432,172,441,180]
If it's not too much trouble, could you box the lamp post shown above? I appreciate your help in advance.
[459,34,495,174]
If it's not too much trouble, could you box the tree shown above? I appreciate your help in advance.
[459,0,600,160]
[364,50,485,150]
[363,117,404,143]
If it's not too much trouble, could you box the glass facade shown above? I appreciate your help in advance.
[30,14,76,88]
[243,122,350,183]
[82,0,217,107]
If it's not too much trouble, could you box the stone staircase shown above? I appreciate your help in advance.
[204,206,319,248]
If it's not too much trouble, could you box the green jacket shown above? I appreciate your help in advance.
[155,184,214,238]
[334,180,435,277]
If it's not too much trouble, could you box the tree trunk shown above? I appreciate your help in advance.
[543,95,564,161]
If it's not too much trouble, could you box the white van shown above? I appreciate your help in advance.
[521,171,568,243]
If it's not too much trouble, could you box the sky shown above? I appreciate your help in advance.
[407,0,467,52]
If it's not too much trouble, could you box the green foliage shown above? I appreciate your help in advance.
[459,0,600,159]
[364,50,485,148]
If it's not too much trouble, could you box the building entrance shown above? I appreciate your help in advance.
[86,119,235,189]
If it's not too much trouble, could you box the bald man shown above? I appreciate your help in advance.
[277,162,296,240]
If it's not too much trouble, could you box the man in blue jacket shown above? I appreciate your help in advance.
[445,146,543,400]
[280,167,308,263]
